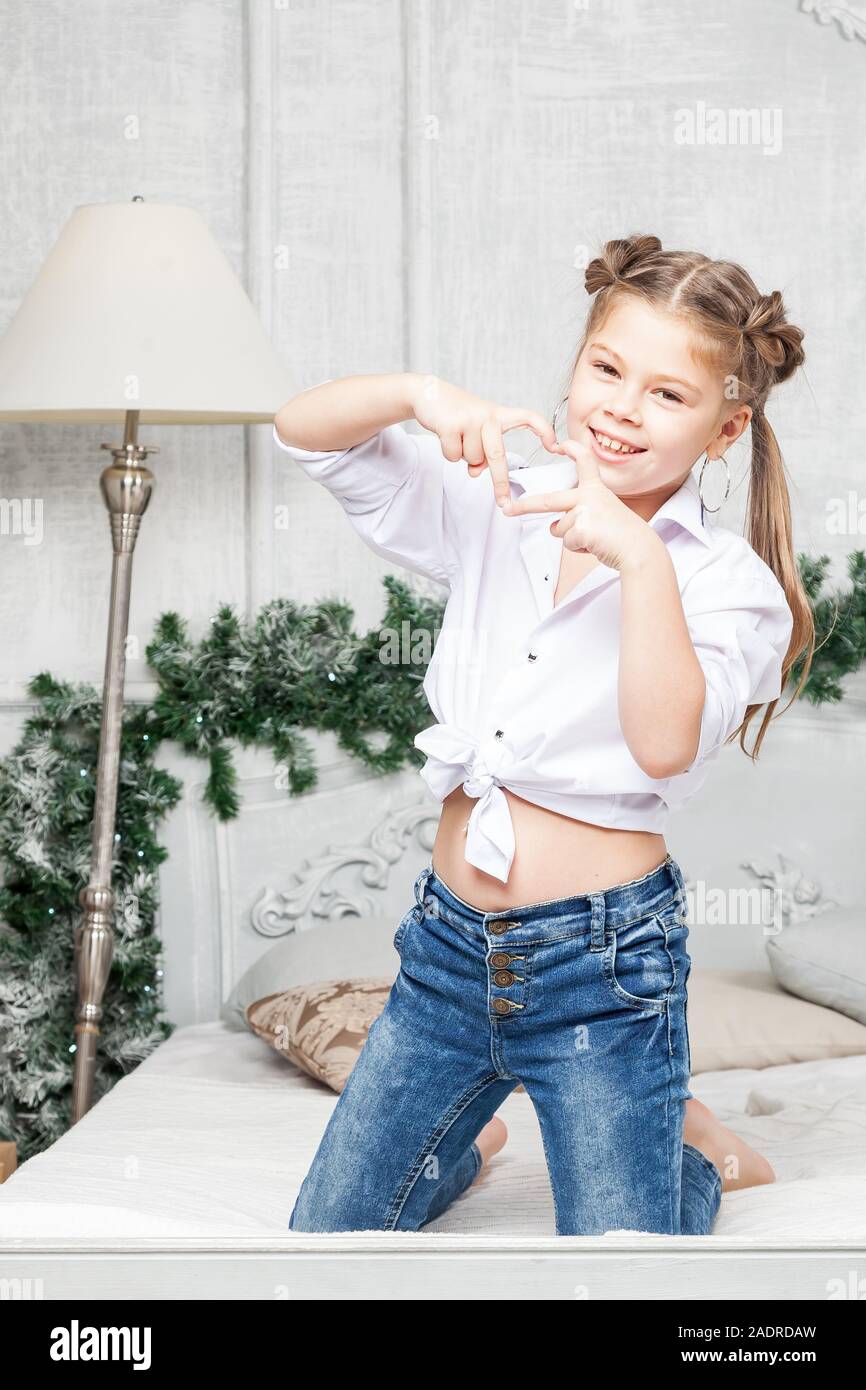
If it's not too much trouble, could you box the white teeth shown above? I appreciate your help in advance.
[594,430,641,454]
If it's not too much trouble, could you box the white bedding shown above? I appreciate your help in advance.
[1,1020,865,1242]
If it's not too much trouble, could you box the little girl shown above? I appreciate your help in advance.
[275,234,814,1236]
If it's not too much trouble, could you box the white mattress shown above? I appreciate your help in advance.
[1,1020,865,1242]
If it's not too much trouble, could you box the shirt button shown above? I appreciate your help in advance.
[527,651,537,661]
[494,729,504,739]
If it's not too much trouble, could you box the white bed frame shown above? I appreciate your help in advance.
[3,698,865,1299]
[4,1235,865,1300]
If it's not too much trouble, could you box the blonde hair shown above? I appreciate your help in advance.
[570,233,814,760]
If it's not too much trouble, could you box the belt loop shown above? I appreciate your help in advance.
[589,891,606,951]
[414,863,433,909]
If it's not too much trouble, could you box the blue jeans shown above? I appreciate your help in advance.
[288,853,722,1235]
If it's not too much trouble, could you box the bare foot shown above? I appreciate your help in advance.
[684,1097,776,1193]
[473,1116,508,1172]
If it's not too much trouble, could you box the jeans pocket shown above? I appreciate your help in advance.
[393,903,423,955]
[654,892,687,930]
[602,912,675,1014]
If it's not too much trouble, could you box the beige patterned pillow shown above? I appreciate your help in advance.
[246,977,394,1092]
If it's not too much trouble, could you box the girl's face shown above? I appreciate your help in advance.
[565,297,751,502]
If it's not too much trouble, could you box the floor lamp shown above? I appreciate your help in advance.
[0,197,292,1122]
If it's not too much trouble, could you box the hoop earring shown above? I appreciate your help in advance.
[552,395,569,442]
[698,452,731,513]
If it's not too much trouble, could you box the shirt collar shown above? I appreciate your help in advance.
[506,457,713,548]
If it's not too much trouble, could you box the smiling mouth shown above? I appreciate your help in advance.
[589,426,647,457]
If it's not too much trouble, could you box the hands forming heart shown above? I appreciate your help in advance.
[499,437,657,575]
[406,377,657,575]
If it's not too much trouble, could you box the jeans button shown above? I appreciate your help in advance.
[492,998,513,1015]
[493,969,515,986]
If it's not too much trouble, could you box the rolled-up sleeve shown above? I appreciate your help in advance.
[273,420,461,588]
[680,556,794,771]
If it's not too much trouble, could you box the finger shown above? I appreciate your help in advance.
[497,406,558,454]
[547,514,590,554]
[561,523,591,554]
[505,488,580,517]
[479,418,512,509]
[553,435,603,484]
[459,428,485,468]
[439,431,465,464]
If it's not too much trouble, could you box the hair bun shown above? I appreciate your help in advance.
[584,234,663,296]
[742,289,805,385]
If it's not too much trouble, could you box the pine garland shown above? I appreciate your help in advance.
[0,557,864,1163]
[791,550,866,702]
[0,674,183,1157]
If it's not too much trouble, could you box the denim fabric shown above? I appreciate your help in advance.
[288,853,722,1236]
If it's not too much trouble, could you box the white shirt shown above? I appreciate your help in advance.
[274,419,794,883]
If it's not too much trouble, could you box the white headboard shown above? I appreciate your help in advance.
[156,732,439,1025]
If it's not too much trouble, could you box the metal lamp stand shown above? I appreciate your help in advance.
[72,409,156,1123]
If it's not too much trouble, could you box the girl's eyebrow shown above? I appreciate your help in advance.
[589,341,703,397]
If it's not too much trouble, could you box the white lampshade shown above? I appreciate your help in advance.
[0,198,293,424]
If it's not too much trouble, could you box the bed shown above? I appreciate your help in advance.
[1,1014,865,1299]
[2,740,865,1299]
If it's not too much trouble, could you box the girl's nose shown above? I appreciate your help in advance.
[608,402,642,424]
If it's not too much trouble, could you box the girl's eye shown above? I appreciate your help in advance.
[592,362,683,405]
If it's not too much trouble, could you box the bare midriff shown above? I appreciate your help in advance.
[429,546,667,912]
[431,787,668,911]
